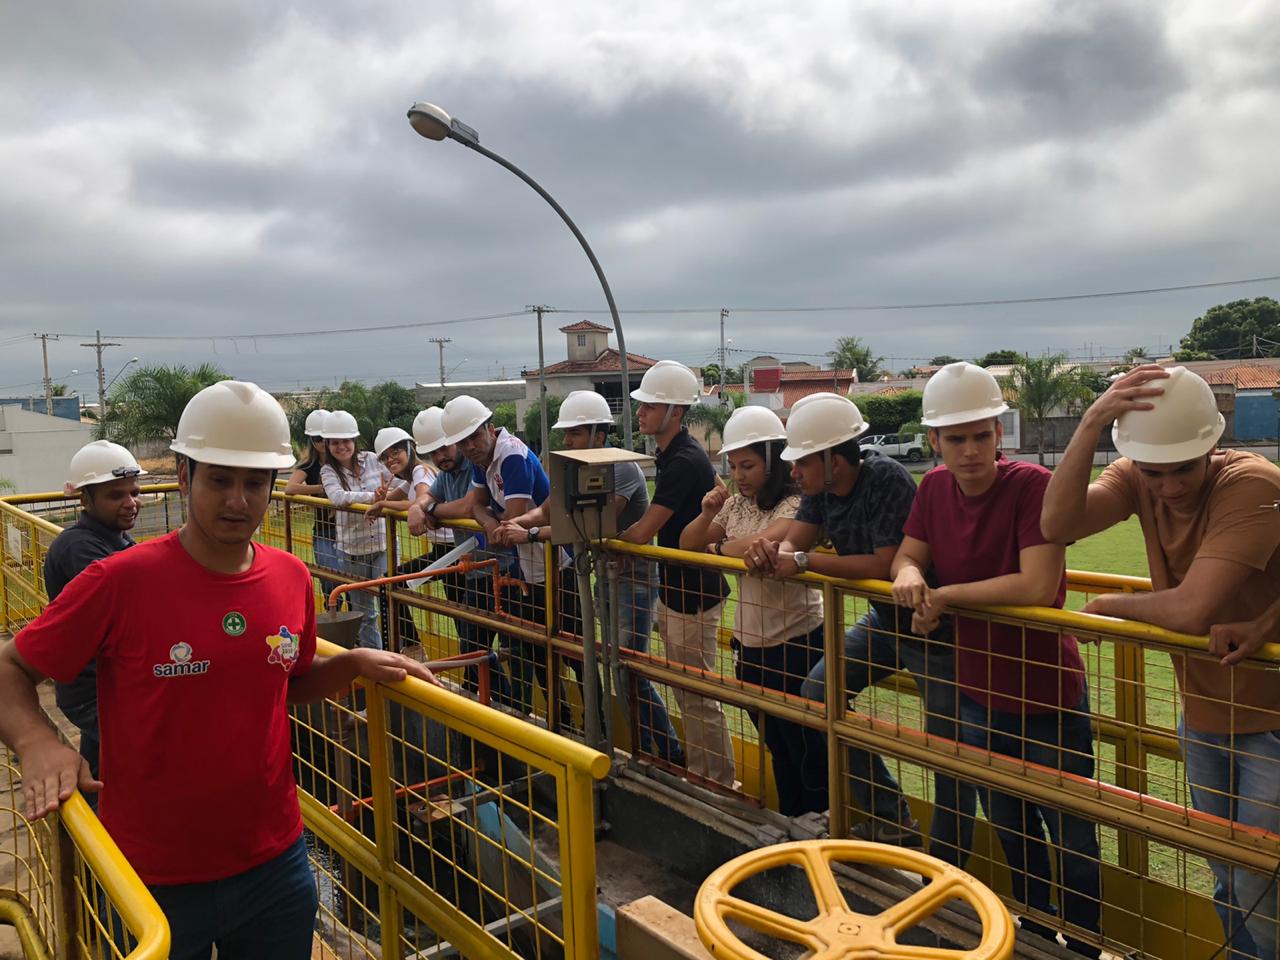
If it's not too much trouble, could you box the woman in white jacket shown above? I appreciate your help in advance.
[318,410,392,649]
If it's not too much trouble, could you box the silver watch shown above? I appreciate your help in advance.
[794,551,809,573]
[528,526,540,543]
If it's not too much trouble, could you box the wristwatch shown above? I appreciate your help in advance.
[426,501,438,518]
[794,551,809,573]
[528,526,540,543]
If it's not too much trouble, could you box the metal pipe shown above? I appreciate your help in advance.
[575,554,602,751]
[604,556,622,756]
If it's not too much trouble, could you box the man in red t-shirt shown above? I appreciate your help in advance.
[0,381,434,960]
[891,362,1100,958]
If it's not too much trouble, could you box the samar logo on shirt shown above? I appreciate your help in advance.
[153,641,211,678]
[265,626,301,672]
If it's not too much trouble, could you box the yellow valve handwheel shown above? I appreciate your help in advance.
[694,839,1014,960]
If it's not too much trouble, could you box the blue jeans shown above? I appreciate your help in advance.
[959,690,1102,957]
[148,836,317,960]
[802,607,973,865]
[311,535,343,605]
[1182,723,1280,960]
[598,570,683,764]
[339,551,385,649]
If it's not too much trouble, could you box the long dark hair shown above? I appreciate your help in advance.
[297,435,325,472]
[753,439,796,512]
[323,439,369,491]
[386,440,419,484]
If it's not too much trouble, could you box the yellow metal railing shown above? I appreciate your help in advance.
[1,747,169,960]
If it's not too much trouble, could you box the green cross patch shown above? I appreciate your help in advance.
[222,611,247,636]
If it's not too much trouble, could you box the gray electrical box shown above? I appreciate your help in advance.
[548,447,653,545]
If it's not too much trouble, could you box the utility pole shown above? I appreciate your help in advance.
[429,337,451,387]
[81,329,122,425]
[530,305,550,461]
[719,308,728,404]
[34,333,60,416]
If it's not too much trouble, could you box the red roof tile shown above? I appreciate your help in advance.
[1202,364,1280,390]
[557,319,613,334]
[522,348,656,377]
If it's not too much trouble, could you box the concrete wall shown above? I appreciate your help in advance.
[0,406,95,494]
[0,395,82,421]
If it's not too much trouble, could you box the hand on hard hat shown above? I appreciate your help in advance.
[170,381,296,470]
[1081,364,1169,432]
[67,440,148,490]
[1109,365,1223,463]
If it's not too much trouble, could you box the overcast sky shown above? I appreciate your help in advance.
[2,0,1278,398]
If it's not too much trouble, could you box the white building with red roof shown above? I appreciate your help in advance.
[518,320,655,420]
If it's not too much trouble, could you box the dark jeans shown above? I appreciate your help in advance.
[802,607,973,865]
[502,577,572,729]
[148,836,317,960]
[959,690,1102,958]
[736,626,829,816]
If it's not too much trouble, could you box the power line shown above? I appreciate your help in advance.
[553,273,1280,315]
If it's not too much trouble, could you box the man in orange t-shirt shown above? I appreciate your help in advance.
[1043,364,1280,960]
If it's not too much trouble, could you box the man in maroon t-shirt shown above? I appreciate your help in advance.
[0,381,435,959]
[890,362,1100,958]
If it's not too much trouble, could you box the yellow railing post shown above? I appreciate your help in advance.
[823,582,848,839]
[361,681,405,950]
[560,765,602,958]
[0,509,10,634]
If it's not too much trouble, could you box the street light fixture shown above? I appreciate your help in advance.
[406,101,634,450]
[106,357,140,393]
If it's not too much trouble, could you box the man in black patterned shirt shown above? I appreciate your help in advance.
[746,393,968,862]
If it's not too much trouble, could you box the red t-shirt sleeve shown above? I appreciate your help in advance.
[14,559,113,683]
[293,578,317,677]
[1015,465,1053,550]
[902,471,933,543]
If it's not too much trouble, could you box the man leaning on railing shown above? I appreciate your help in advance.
[0,381,436,960]
[1043,363,1280,960]
[894,362,1101,958]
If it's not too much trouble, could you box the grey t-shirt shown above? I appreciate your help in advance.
[613,459,652,579]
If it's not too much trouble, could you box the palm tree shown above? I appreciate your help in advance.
[102,363,231,444]
[685,391,743,451]
[1008,354,1091,465]
[826,336,884,383]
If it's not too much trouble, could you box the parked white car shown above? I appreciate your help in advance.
[863,432,927,462]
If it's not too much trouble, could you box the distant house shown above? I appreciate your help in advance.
[0,395,81,421]
[519,320,654,421]
[0,406,95,493]
[1199,363,1280,441]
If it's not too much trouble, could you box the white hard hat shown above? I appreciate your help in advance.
[441,395,493,446]
[554,390,614,429]
[373,426,414,458]
[303,408,331,436]
[67,440,148,490]
[780,392,869,461]
[921,362,1009,428]
[413,407,446,454]
[721,406,787,455]
[321,410,360,440]
[170,380,296,470]
[1113,366,1225,463]
[630,360,700,406]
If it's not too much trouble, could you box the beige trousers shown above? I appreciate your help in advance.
[656,599,736,786]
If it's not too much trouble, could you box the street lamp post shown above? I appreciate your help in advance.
[407,101,633,450]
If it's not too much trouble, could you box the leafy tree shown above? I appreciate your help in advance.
[102,363,231,444]
[283,381,420,448]
[492,401,518,434]
[897,421,932,457]
[1180,297,1280,357]
[50,384,70,397]
[852,391,923,433]
[524,395,566,455]
[1075,368,1111,397]
[1124,346,1149,362]
[975,349,1023,368]
[929,355,960,366]
[0,476,14,493]
[685,391,744,449]
[1008,355,1091,465]
[1173,348,1215,362]
[701,363,721,386]
[827,336,884,382]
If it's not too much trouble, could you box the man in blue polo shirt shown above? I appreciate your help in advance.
[44,440,147,787]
